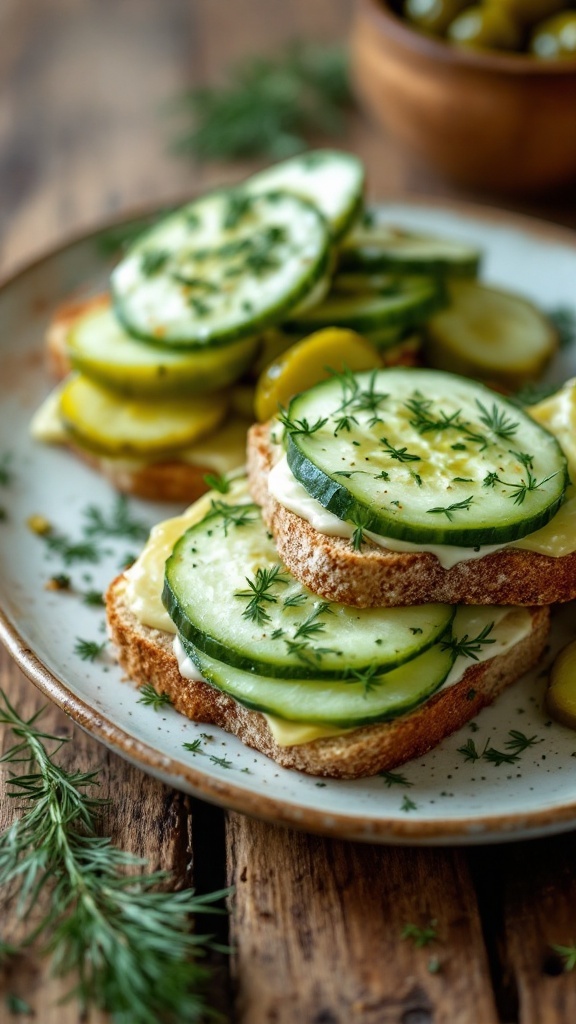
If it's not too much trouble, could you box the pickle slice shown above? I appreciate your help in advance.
[59,374,228,457]
[425,280,558,389]
[67,301,259,397]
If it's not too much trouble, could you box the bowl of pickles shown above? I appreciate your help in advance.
[351,0,576,191]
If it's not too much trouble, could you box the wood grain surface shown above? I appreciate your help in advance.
[1,1,576,1022]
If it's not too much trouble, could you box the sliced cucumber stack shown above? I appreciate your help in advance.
[245,150,365,242]
[339,212,482,277]
[282,367,568,546]
[111,190,332,348]
[286,276,446,335]
[163,500,454,679]
[183,638,455,728]
[67,300,259,397]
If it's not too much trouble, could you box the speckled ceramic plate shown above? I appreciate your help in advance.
[1,199,576,846]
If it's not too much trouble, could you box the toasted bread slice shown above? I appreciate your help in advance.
[106,574,549,779]
[247,421,576,607]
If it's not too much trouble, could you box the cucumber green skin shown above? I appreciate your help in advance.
[162,501,455,679]
[286,370,570,546]
[162,575,455,681]
[286,278,446,335]
[181,636,456,727]
[245,150,365,243]
[338,247,481,278]
[111,191,333,350]
[68,336,260,398]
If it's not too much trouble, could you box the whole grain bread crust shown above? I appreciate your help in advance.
[247,421,576,607]
[45,294,224,502]
[106,575,549,779]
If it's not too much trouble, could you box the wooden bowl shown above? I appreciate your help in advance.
[351,0,576,192]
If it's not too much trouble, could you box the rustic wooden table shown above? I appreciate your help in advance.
[2,2,576,1022]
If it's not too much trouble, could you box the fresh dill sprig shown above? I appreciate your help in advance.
[208,755,234,769]
[292,602,332,641]
[235,564,289,626]
[0,691,226,1023]
[457,730,540,765]
[441,622,496,662]
[401,795,418,812]
[548,306,576,349]
[427,496,474,521]
[551,943,576,971]
[277,410,328,437]
[404,394,487,449]
[0,453,13,486]
[82,496,149,542]
[475,400,519,441]
[379,770,413,788]
[136,683,173,710]
[82,589,105,607]
[379,437,421,463]
[402,920,438,948]
[182,739,205,754]
[209,501,257,536]
[283,592,308,609]
[203,472,231,494]
[171,42,352,162]
[73,638,107,662]
[43,531,101,566]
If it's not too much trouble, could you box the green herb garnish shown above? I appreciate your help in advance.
[0,691,226,1023]
[441,622,496,661]
[402,921,438,948]
[379,437,421,463]
[172,42,352,162]
[427,496,474,521]
[235,564,289,626]
[83,496,149,542]
[475,400,518,441]
[137,683,173,710]
[74,638,106,662]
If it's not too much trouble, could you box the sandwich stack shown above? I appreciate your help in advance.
[106,365,576,777]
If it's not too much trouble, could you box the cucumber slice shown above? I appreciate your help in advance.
[163,500,453,679]
[245,150,365,242]
[67,301,259,397]
[111,190,331,349]
[59,374,228,457]
[339,214,482,277]
[425,280,558,389]
[181,637,454,727]
[286,277,446,334]
[283,368,568,546]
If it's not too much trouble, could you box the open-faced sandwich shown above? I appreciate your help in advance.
[105,369,576,778]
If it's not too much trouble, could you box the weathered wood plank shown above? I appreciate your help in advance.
[227,813,499,1024]
[500,835,576,1024]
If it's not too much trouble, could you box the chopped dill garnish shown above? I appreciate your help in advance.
[82,496,149,542]
[0,453,13,486]
[140,249,169,275]
[136,684,173,710]
[548,306,576,348]
[83,589,105,607]
[74,638,107,662]
[475,400,518,440]
[235,564,289,626]
[379,437,421,463]
[427,496,474,521]
[402,920,438,948]
[379,770,413,788]
[203,472,231,494]
[277,410,328,437]
[441,622,496,661]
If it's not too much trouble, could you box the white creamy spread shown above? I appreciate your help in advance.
[268,455,506,569]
